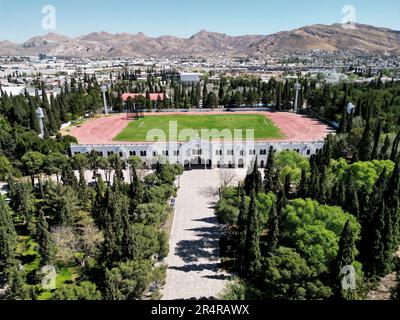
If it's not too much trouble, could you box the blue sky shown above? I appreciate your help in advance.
[0,0,399,42]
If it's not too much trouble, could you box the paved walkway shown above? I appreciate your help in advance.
[163,170,245,300]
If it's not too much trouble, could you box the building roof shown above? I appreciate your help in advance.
[121,93,166,102]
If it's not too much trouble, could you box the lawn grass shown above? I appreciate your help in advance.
[114,114,285,142]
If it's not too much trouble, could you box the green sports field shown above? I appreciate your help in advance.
[114,114,285,142]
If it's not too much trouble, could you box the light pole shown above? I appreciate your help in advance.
[36,107,45,139]
[294,81,302,113]
[101,85,109,115]
[177,143,182,188]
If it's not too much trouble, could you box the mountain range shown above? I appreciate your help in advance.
[1,23,400,58]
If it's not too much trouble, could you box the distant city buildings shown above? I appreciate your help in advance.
[180,72,201,83]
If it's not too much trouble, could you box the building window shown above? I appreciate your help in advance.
[153,151,158,157]
[249,149,256,155]
[227,150,234,156]
[307,150,311,155]
[216,150,222,156]
[239,150,245,156]
[193,149,202,156]
[140,151,147,157]
[174,150,180,156]
[119,152,123,158]
[260,149,267,155]
[129,151,136,156]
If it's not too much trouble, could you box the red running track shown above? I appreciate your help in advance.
[70,112,332,145]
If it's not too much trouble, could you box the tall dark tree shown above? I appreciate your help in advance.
[266,202,279,255]
[244,157,262,196]
[61,164,78,189]
[237,189,248,272]
[358,115,372,161]
[297,169,308,198]
[5,264,28,300]
[331,220,355,299]
[368,201,387,278]
[371,119,382,160]
[244,190,261,277]
[36,210,54,266]
[380,135,391,160]
[128,165,144,213]
[263,147,276,194]
[0,200,17,272]
[390,131,400,161]
[283,174,291,199]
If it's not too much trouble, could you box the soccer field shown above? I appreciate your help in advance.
[113,114,285,142]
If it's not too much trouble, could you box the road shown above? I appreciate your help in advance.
[163,169,246,300]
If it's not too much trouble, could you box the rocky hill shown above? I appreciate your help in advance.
[1,23,399,58]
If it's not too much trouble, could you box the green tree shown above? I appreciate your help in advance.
[44,153,69,182]
[244,190,261,277]
[266,202,279,255]
[36,210,55,266]
[331,220,356,299]
[244,158,262,195]
[262,247,332,300]
[0,199,17,272]
[263,147,279,194]
[21,151,45,188]
[5,264,29,300]
[358,117,372,161]
[103,260,154,300]
[0,155,12,180]
[237,190,248,272]
[52,281,102,300]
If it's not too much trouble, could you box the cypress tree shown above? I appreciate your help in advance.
[331,220,355,299]
[371,119,382,160]
[384,157,400,249]
[103,268,123,300]
[390,131,400,161]
[244,157,262,195]
[128,166,143,213]
[297,168,308,198]
[349,188,360,219]
[266,203,279,255]
[61,164,78,189]
[368,201,386,278]
[283,174,291,199]
[36,211,54,266]
[358,116,372,161]
[0,200,17,272]
[352,150,360,163]
[359,169,387,265]
[263,147,276,194]
[237,190,248,273]
[244,190,261,277]
[6,264,28,300]
[380,135,391,160]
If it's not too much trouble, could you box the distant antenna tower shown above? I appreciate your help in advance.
[101,85,109,115]
[36,107,45,138]
[294,81,302,113]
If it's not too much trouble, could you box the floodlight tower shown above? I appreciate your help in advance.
[36,107,45,139]
[101,85,109,115]
[294,81,302,113]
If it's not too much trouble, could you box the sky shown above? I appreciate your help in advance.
[0,0,399,43]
